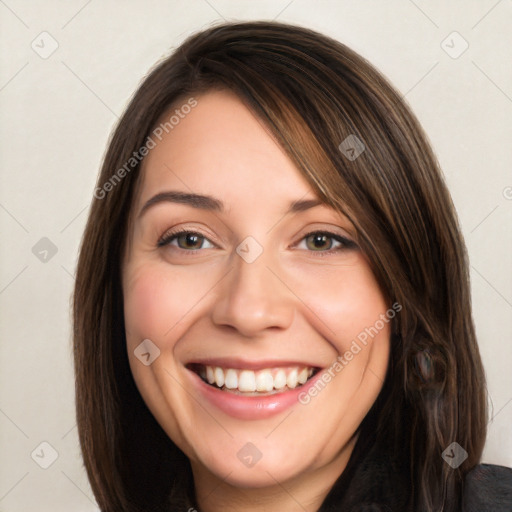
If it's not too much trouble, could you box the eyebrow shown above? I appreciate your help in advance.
[138,190,323,218]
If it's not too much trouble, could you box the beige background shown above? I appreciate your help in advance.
[1,1,511,510]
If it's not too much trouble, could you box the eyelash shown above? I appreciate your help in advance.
[157,228,357,256]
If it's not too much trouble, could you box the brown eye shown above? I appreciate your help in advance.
[305,233,334,251]
[157,230,215,250]
[297,231,357,254]
[175,232,203,250]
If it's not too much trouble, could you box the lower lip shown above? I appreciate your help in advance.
[186,368,324,420]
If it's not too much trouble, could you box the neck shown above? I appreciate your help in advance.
[191,432,360,512]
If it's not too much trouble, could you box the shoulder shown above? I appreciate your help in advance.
[462,463,512,512]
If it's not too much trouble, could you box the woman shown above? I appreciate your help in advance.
[73,21,512,511]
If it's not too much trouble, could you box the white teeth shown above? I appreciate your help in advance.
[239,370,256,392]
[286,368,298,389]
[224,369,238,389]
[199,365,315,393]
[214,367,224,388]
[274,369,287,389]
[256,370,274,392]
[298,368,308,384]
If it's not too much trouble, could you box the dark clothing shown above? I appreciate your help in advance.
[462,463,512,512]
[318,417,512,512]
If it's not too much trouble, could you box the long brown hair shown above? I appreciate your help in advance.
[73,20,488,511]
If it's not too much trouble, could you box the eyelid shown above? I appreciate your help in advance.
[157,227,218,248]
[292,225,355,245]
[292,230,357,253]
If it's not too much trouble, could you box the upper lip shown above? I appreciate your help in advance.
[185,357,323,371]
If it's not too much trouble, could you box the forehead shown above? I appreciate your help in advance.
[136,89,315,212]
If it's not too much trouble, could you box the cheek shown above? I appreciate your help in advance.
[288,257,390,346]
[337,268,388,336]
[123,261,206,347]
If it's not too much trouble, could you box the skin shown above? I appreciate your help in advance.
[122,89,391,512]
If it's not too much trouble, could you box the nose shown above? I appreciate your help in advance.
[211,248,295,338]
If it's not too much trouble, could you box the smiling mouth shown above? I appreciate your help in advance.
[187,364,320,396]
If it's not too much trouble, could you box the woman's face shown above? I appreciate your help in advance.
[122,89,391,490]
